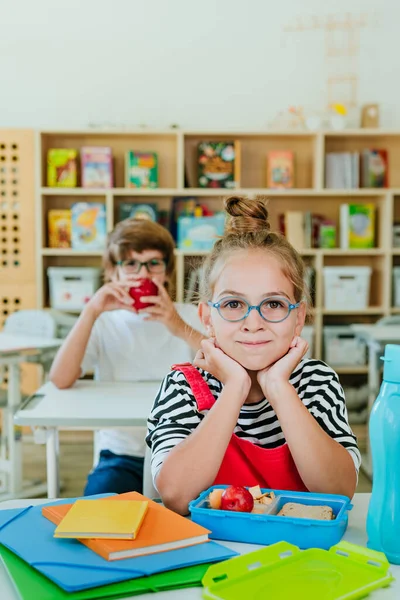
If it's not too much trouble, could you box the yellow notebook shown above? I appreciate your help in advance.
[54,499,148,540]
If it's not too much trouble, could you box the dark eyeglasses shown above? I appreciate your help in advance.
[208,296,300,323]
[116,258,166,274]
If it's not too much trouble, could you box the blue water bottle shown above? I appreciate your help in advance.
[366,344,400,564]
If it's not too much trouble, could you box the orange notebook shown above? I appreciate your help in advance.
[42,492,210,561]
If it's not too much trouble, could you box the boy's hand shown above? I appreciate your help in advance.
[257,336,309,402]
[86,282,135,317]
[138,279,185,336]
[194,338,251,397]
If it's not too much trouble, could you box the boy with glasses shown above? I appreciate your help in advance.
[50,218,204,495]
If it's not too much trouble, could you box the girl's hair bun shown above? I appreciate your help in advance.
[224,195,271,235]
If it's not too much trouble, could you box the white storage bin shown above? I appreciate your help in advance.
[48,267,102,311]
[324,326,367,366]
[323,266,371,310]
[393,267,400,307]
[301,325,314,358]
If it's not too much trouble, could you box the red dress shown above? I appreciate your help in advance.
[172,363,308,492]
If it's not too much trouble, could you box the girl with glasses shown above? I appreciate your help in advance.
[147,195,360,515]
[50,218,205,495]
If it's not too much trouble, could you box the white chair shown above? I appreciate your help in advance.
[0,310,57,408]
[143,445,159,499]
[376,315,400,326]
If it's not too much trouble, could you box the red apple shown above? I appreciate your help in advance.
[220,485,254,513]
[129,278,158,310]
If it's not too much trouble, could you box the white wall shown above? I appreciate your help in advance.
[0,0,397,129]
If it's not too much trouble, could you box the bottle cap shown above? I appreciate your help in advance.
[381,344,400,383]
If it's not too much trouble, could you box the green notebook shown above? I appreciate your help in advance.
[0,544,209,600]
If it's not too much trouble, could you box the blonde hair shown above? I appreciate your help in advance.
[103,218,175,284]
[199,195,311,315]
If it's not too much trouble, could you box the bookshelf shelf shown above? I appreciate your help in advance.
[40,249,104,257]
[335,366,369,375]
[35,129,399,368]
[322,307,385,316]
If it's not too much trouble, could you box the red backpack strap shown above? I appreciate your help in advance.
[171,363,216,412]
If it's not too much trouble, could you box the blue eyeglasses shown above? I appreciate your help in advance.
[208,296,300,323]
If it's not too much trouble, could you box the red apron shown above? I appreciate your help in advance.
[172,363,308,492]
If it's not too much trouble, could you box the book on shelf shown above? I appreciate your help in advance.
[47,149,78,187]
[340,203,376,249]
[125,151,158,188]
[169,196,197,241]
[71,202,107,250]
[119,202,158,222]
[267,150,295,189]
[325,152,359,189]
[48,209,72,248]
[281,211,336,249]
[53,499,148,540]
[197,141,241,188]
[361,149,388,188]
[283,210,304,250]
[177,213,226,251]
[81,146,113,188]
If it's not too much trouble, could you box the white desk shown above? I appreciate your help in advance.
[14,380,161,499]
[0,333,61,500]
[350,324,400,478]
[0,493,398,599]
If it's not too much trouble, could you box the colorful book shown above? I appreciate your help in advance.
[71,202,107,251]
[177,214,225,251]
[125,151,158,188]
[81,146,113,188]
[118,202,158,222]
[47,149,78,187]
[54,499,148,540]
[361,149,388,188]
[0,543,212,600]
[197,141,240,188]
[340,203,375,249]
[47,209,72,248]
[43,491,211,561]
[267,151,294,189]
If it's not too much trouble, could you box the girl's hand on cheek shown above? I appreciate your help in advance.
[257,336,309,400]
[194,338,251,394]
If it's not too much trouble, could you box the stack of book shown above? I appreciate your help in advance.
[0,492,236,599]
[325,149,389,189]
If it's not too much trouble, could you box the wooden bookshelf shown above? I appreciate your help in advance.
[35,129,400,374]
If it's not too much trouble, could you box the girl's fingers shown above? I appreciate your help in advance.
[140,295,162,305]
[152,278,169,298]
[138,306,164,316]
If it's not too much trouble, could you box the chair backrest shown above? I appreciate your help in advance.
[4,310,56,339]
[376,315,400,326]
[143,445,159,499]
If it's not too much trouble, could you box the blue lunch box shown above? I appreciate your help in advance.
[188,485,353,550]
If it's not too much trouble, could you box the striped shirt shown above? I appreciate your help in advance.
[146,358,361,483]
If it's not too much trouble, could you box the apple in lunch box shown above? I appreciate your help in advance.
[220,485,254,513]
[128,279,158,310]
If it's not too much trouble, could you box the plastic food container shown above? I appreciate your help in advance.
[189,486,353,550]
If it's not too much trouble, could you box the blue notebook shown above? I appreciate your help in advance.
[0,501,237,593]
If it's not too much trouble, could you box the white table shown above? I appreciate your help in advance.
[350,324,400,478]
[14,380,161,499]
[0,333,61,500]
[0,493,398,599]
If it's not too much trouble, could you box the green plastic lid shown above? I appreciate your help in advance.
[202,540,394,600]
